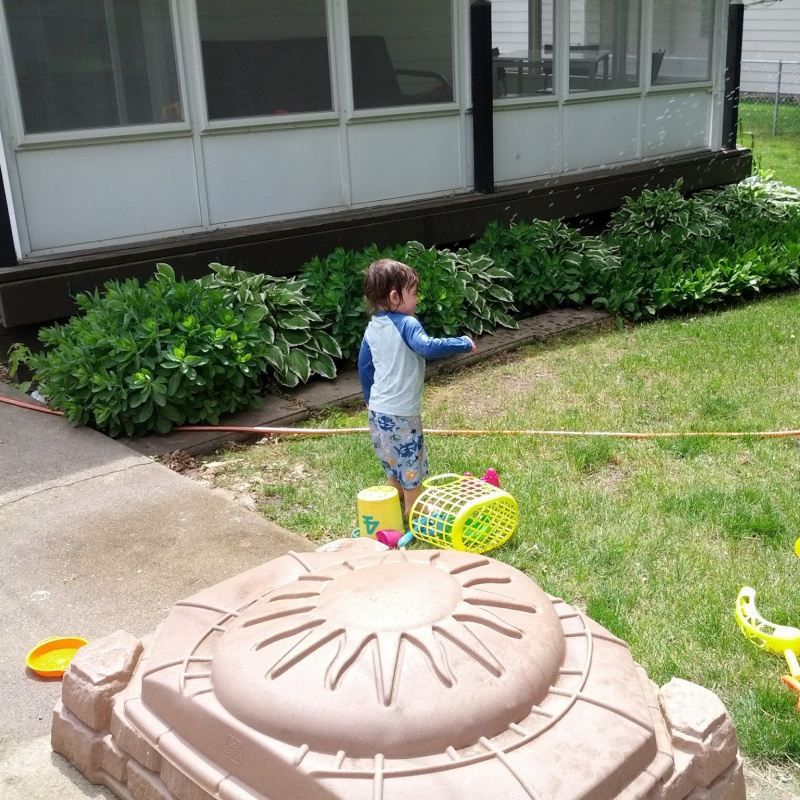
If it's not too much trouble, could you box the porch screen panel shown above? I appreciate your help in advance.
[568,0,641,93]
[652,0,714,84]
[4,0,181,134]
[348,0,453,109]
[197,0,331,120]
[491,0,555,99]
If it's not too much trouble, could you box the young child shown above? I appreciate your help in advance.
[358,259,477,517]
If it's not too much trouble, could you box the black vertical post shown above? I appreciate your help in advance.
[471,0,494,193]
[0,167,16,268]
[722,3,744,150]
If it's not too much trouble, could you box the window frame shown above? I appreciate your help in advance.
[0,0,190,149]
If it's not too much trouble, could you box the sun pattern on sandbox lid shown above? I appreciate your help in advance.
[207,550,568,756]
[261,553,539,695]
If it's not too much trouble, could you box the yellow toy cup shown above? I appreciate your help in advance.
[357,485,404,539]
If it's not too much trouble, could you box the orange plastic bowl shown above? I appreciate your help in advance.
[26,636,88,678]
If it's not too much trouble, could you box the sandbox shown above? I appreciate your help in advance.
[52,538,744,800]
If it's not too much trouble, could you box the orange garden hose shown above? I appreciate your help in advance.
[3,394,800,439]
[0,394,66,416]
[173,425,800,439]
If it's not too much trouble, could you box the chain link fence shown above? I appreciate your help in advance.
[739,59,800,136]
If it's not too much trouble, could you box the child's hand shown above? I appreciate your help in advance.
[466,336,477,352]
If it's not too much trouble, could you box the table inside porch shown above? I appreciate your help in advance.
[493,48,611,95]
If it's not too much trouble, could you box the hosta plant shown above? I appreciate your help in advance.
[204,262,341,389]
[605,179,727,268]
[300,240,517,363]
[472,218,619,313]
[404,241,517,337]
[299,246,374,364]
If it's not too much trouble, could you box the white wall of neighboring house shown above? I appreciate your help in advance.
[741,0,800,95]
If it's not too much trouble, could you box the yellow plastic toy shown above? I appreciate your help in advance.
[26,636,88,678]
[409,473,518,554]
[356,485,404,539]
[735,587,800,708]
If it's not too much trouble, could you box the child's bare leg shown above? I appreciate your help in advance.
[387,477,422,521]
[388,476,404,498]
[403,485,423,519]
[386,477,412,520]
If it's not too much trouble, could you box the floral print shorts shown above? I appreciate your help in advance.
[367,411,428,490]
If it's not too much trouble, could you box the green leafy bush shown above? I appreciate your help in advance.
[594,177,800,320]
[606,179,727,263]
[299,246,373,365]
[301,240,517,363]
[471,218,619,313]
[206,263,341,389]
[9,263,340,437]
[404,241,517,337]
[694,173,800,253]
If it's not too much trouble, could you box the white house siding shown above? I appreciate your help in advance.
[491,0,589,52]
[492,1,555,52]
[741,0,800,95]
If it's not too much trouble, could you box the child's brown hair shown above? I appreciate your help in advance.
[363,259,420,313]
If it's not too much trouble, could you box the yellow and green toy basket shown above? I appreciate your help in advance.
[409,473,518,554]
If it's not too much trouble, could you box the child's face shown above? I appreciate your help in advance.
[389,284,418,315]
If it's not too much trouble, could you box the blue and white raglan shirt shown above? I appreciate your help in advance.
[358,313,473,417]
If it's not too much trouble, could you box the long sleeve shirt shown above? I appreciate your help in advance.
[358,312,473,417]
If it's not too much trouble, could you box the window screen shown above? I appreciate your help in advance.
[197,0,332,120]
[652,0,715,84]
[5,0,181,134]
[491,0,555,98]
[568,0,641,94]
[349,0,453,110]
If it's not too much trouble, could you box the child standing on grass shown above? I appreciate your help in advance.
[358,259,476,517]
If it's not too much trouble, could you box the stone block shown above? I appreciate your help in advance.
[649,746,694,800]
[659,679,740,787]
[685,757,745,800]
[660,678,729,741]
[100,732,130,783]
[161,758,216,800]
[98,769,137,800]
[51,700,104,781]
[128,760,177,800]
[63,630,143,731]
[111,694,163,773]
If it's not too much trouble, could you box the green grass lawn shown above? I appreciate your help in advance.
[738,101,800,188]
[205,291,800,766]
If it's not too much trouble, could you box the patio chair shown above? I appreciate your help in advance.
[651,49,665,83]
[350,35,452,109]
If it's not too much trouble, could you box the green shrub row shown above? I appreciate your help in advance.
[9,174,800,437]
[8,263,341,437]
[596,176,800,319]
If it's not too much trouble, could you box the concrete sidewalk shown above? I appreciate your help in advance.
[0,380,313,800]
